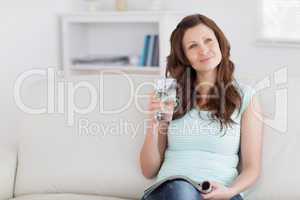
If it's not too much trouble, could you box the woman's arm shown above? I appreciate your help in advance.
[139,92,172,179]
[228,94,264,196]
[202,94,263,200]
[140,120,168,179]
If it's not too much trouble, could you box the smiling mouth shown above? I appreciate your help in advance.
[200,57,211,62]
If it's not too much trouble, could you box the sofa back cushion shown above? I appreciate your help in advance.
[0,146,17,200]
[15,74,158,199]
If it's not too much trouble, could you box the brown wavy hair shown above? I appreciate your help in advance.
[166,14,242,131]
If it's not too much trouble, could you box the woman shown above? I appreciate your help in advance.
[139,14,263,200]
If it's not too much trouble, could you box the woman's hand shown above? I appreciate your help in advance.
[147,91,175,124]
[202,182,235,200]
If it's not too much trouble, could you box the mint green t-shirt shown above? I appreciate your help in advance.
[156,83,256,187]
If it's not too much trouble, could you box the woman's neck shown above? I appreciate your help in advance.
[194,69,217,109]
[195,69,217,95]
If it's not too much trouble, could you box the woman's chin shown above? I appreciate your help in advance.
[193,65,218,73]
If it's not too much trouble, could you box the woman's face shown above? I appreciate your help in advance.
[182,24,222,73]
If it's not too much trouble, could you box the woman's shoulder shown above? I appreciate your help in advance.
[233,81,255,96]
[233,81,256,115]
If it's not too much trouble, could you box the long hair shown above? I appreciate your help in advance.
[166,14,242,131]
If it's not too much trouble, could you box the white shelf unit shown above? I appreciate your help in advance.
[60,11,186,75]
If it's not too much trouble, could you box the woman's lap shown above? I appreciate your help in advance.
[141,179,243,200]
[141,179,201,200]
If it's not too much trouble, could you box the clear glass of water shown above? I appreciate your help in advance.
[154,78,177,121]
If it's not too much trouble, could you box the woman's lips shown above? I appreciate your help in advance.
[200,57,211,62]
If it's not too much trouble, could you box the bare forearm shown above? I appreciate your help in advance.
[140,132,161,178]
[140,122,168,178]
[228,167,260,196]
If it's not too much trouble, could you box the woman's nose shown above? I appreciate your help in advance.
[198,45,209,55]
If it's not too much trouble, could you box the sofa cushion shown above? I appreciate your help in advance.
[0,146,17,200]
[11,193,133,200]
[14,75,157,199]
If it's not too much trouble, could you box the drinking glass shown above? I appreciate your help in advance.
[154,78,177,121]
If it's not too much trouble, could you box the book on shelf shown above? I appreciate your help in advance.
[71,55,130,66]
[139,35,150,67]
[139,34,159,67]
[152,35,159,67]
[146,35,154,66]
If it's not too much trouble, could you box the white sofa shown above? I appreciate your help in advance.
[1,74,300,200]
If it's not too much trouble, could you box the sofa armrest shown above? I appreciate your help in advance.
[0,146,17,200]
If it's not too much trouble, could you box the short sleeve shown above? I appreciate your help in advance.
[240,85,256,115]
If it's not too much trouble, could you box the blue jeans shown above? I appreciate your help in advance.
[141,180,243,200]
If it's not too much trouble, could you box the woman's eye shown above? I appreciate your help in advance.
[205,38,213,43]
[188,44,197,49]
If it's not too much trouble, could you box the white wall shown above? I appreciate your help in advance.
[0,0,299,147]
[0,0,74,147]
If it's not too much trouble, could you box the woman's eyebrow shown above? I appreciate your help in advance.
[186,40,197,44]
[186,33,213,43]
[185,36,211,44]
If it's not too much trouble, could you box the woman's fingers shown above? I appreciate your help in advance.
[149,102,161,112]
[148,91,176,122]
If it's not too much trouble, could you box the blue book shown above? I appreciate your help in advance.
[139,35,151,66]
[151,35,159,67]
[146,35,155,66]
